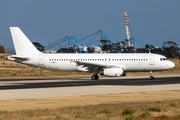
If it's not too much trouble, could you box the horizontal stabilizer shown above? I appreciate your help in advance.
[7,55,29,63]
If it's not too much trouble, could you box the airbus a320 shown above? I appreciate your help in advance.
[7,27,175,80]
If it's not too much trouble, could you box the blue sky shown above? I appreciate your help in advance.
[0,0,180,49]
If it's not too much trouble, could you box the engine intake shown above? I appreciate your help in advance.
[100,68,125,77]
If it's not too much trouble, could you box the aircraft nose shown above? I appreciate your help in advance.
[169,61,175,69]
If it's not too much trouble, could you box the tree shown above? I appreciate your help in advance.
[0,45,5,53]
[33,42,45,52]
[87,47,95,53]
[162,41,179,58]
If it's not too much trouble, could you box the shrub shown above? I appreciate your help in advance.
[99,110,112,114]
[122,108,135,116]
[170,103,176,107]
[139,111,151,118]
[148,107,161,112]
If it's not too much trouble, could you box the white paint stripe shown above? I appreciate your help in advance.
[126,80,162,83]
[1,84,180,100]
[43,83,87,87]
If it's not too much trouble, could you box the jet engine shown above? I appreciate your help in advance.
[100,68,125,77]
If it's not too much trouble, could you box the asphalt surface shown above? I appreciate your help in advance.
[0,75,180,90]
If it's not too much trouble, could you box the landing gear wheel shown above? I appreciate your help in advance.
[149,71,154,80]
[91,74,99,80]
[149,76,154,80]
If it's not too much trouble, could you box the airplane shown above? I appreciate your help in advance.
[7,27,175,80]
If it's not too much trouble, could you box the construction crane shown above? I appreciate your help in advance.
[45,36,86,51]
[124,12,159,49]
[81,30,120,47]
[44,35,101,53]
[124,12,133,46]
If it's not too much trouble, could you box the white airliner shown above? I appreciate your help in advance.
[7,27,175,80]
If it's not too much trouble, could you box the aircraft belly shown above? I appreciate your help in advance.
[128,62,154,71]
[56,62,77,71]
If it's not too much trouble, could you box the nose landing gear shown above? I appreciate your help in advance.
[149,71,154,80]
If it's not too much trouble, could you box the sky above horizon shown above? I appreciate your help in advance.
[0,0,180,49]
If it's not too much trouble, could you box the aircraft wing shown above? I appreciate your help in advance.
[74,61,127,72]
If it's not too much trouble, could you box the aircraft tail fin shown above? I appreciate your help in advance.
[10,27,43,55]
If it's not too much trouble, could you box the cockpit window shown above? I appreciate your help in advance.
[160,58,168,61]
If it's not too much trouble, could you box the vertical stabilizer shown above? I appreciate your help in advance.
[10,27,43,55]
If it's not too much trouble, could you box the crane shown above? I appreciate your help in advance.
[124,12,159,49]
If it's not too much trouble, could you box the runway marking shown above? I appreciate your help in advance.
[0,83,25,86]
[43,83,87,87]
[125,80,162,83]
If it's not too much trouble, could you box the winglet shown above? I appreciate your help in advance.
[10,27,43,55]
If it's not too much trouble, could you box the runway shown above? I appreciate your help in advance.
[0,75,180,100]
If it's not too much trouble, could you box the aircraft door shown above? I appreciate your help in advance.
[149,55,155,65]
[39,55,44,65]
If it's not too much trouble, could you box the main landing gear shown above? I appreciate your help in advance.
[91,74,99,80]
[149,71,154,80]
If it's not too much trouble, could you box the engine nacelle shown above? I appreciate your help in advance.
[100,68,125,77]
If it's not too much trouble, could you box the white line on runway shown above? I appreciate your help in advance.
[126,80,162,83]
[43,83,87,87]
[0,83,25,86]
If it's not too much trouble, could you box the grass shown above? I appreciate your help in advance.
[1,91,180,119]
[1,98,180,120]
[139,111,151,118]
